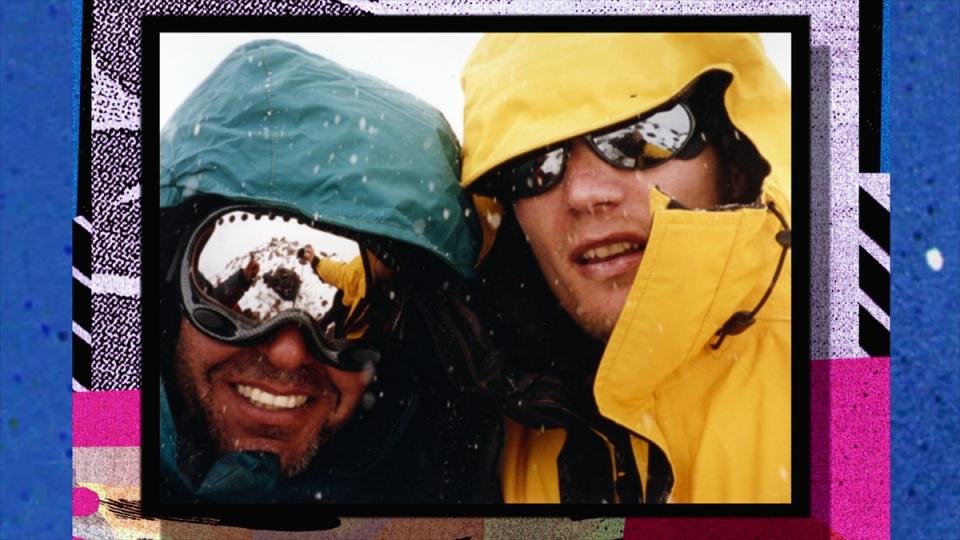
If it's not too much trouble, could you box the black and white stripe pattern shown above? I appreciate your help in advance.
[73,215,93,392]
[858,179,890,357]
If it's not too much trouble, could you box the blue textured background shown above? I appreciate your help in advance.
[0,1,958,539]
[0,1,74,539]
[889,1,960,538]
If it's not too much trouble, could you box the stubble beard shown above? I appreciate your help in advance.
[173,342,335,479]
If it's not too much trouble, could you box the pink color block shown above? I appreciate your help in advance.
[625,357,889,539]
[72,390,140,447]
[821,357,890,540]
[72,487,100,516]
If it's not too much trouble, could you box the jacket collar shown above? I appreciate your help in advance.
[594,185,791,426]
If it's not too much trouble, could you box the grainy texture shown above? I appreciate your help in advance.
[889,1,960,538]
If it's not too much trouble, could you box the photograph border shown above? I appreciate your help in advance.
[138,15,811,523]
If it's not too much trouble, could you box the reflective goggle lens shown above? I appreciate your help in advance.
[588,103,695,168]
[182,208,401,370]
[499,102,697,199]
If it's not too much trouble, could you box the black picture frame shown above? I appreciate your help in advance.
[139,15,811,525]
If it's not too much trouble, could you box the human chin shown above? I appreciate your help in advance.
[553,266,636,341]
[174,324,356,477]
[204,374,341,478]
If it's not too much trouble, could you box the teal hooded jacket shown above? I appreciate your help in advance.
[157,40,493,503]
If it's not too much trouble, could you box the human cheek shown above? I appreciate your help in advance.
[325,366,372,418]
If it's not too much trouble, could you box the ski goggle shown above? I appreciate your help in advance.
[481,101,705,200]
[178,205,404,372]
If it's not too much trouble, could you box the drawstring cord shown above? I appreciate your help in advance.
[710,200,791,349]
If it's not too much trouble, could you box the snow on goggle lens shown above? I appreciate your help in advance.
[181,207,403,370]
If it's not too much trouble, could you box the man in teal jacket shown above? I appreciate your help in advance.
[158,40,499,503]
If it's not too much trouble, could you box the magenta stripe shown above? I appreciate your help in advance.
[821,356,890,539]
[72,390,140,447]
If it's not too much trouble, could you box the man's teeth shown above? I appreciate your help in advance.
[235,384,308,410]
[582,242,642,262]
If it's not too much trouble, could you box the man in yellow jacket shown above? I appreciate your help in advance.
[460,33,793,504]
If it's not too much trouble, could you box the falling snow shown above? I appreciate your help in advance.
[413,219,426,235]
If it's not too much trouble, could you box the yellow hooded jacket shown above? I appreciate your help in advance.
[314,256,369,338]
[461,33,792,503]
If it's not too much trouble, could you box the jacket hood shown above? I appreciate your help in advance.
[460,33,791,256]
[161,39,479,277]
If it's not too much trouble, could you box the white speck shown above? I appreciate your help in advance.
[183,177,199,196]
[266,109,272,117]
[328,153,335,162]
[349,154,358,165]
[358,117,366,130]
[247,131,252,138]
[313,164,320,175]
[192,123,201,136]
[361,175,368,183]
[388,290,396,300]
[322,120,329,128]
[779,466,788,481]
[442,208,450,220]
[413,219,426,235]
[368,126,379,135]
[314,491,322,500]
[926,247,944,271]
[464,208,472,218]
[247,56,253,63]
[428,181,435,192]
[422,138,434,150]
[334,114,341,125]
[486,212,502,229]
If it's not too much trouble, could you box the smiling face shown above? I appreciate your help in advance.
[513,139,723,340]
[174,318,371,477]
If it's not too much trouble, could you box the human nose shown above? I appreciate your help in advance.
[561,139,627,214]
[257,323,312,371]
